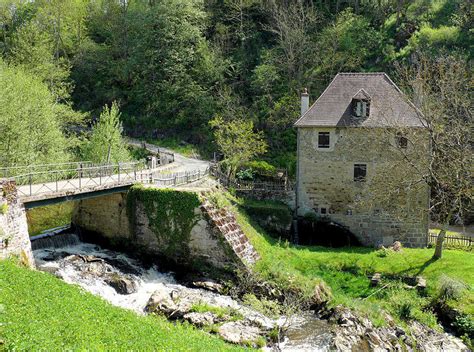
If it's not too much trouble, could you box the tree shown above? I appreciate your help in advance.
[82,102,131,164]
[209,115,267,178]
[0,60,69,166]
[352,53,472,258]
[398,54,473,259]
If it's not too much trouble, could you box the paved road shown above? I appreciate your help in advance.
[127,138,210,174]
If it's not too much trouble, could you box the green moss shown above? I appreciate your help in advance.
[0,203,8,215]
[127,185,201,259]
[26,202,75,236]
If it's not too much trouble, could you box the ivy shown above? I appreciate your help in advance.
[127,185,201,259]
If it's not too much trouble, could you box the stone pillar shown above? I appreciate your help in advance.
[0,179,34,267]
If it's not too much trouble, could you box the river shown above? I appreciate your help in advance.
[32,231,334,351]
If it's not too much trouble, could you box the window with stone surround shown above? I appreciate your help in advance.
[318,132,330,148]
[353,164,367,182]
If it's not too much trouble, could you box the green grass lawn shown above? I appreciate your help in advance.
[233,200,473,332]
[26,202,75,236]
[0,260,245,351]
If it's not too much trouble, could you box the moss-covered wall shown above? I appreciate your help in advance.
[127,186,200,258]
[72,186,238,268]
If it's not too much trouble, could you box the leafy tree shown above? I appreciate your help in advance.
[9,20,72,101]
[209,115,267,177]
[81,102,131,164]
[0,60,69,166]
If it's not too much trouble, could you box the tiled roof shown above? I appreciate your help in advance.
[294,73,424,128]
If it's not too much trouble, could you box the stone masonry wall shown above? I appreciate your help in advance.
[72,189,259,268]
[297,127,429,247]
[0,180,34,267]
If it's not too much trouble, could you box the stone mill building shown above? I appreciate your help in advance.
[294,73,430,247]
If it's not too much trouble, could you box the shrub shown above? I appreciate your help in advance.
[236,168,254,180]
[453,314,474,340]
[438,275,468,302]
[243,160,276,176]
[0,203,8,215]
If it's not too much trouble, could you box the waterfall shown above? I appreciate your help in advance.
[30,228,80,250]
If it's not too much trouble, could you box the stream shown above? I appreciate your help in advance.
[32,231,334,351]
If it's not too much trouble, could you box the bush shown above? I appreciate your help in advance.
[243,160,276,176]
[453,314,474,340]
[236,168,254,180]
[438,275,468,302]
[0,203,8,215]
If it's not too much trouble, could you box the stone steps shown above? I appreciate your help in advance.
[201,198,259,266]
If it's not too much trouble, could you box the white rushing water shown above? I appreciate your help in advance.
[32,234,334,351]
[34,241,177,313]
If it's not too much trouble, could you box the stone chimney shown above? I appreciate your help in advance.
[301,88,309,116]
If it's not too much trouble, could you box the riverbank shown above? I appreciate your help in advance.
[232,196,473,348]
[0,259,244,351]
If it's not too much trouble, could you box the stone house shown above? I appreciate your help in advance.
[294,73,430,247]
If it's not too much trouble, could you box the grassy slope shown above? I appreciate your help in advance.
[0,260,244,351]
[234,203,474,327]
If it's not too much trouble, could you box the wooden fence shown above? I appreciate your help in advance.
[427,232,473,249]
[210,165,294,192]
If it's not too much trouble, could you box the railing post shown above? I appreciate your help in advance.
[29,174,32,196]
[56,172,58,192]
[118,163,121,183]
[174,174,177,186]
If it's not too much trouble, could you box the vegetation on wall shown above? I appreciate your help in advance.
[126,186,201,259]
[26,202,75,236]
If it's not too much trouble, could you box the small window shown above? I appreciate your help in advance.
[318,132,330,148]
[396,133,408,149]
[320,207,327,215]
[354,164,367,182]
[353,100,368,118]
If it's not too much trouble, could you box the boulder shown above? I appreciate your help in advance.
[370,273,382,287]
[183,312,218,327]
[105,275,137,295]
[145,288,178,317]
[192,279,224,293]
[218,321,262,345]
[311,281,332,308]
[391,241,402,252]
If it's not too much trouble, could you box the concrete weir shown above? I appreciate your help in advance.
[0,180,34,267]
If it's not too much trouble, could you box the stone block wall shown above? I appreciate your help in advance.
[72,188,259,268]
[0,180,34,267]
[297,127,429,247]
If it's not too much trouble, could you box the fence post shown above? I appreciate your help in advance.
[174,174,177,186]
[56,172,58,192]
[29,174,32,196]
[118,163,121,183]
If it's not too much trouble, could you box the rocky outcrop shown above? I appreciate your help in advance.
[324,305,469,351]
[0,180,34,267]
[218,321,262,345]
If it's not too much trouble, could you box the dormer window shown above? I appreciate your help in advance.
[351,89,371,119]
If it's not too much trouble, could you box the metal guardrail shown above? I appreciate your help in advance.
[153,168,209,187]
[0,161,94,178]
[10,161,149,198]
